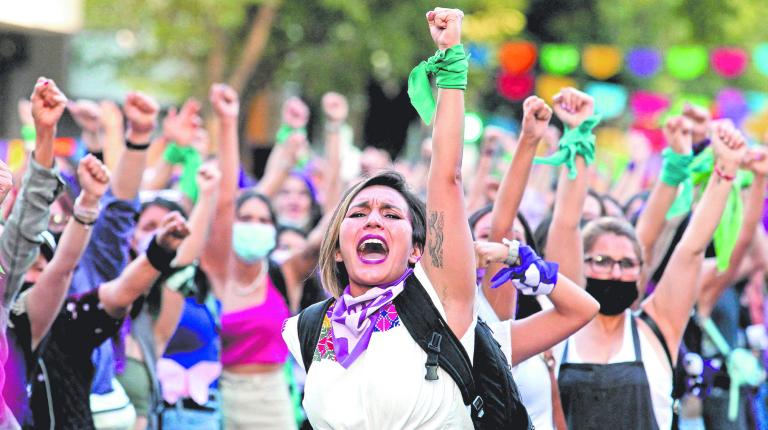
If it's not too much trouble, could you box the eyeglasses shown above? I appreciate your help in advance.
[584,255,641,276]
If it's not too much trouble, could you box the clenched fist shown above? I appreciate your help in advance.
[196,162,222,194]
[77,154,110,205]
[30,77,68,131]
[210,83,239,122]
[520,96,553,146]
[322,92,348,124]
[664,116,693,155]
[552,88,594,130]
[426,8,463,50]
[124,92,159,143]
[282,97,309,128]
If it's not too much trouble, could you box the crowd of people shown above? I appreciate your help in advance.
[0,6,767,430]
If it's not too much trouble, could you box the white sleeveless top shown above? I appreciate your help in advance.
[477,289,554,430]
[282,263,476,430]
[555,309,673,429]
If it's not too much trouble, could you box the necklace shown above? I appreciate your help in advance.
[232,259,268,297]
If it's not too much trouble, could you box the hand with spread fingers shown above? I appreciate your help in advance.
[163,98,203,146]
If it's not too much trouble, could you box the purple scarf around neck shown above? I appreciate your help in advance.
[330,268,414,368]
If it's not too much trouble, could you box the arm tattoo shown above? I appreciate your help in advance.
[427,211,445,268]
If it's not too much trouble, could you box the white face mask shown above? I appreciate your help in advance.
[232,222,276,263]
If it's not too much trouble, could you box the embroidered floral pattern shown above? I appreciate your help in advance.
[373,303,400,332]
[313,303,337,363]
[313,302,401,363]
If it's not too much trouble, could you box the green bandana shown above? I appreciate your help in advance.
[533,114,602,180]
[163,142,203,203]
[700,317,765,421]
[669,148,753,271]
[662,148,694,219]
[407,44,468,125]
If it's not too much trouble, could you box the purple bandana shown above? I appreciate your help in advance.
[330,268,413,368]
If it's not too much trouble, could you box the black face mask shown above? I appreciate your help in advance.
[585,277,639,316]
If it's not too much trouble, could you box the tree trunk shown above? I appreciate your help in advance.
[228,0,283,94]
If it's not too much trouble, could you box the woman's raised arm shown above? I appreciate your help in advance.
[418,8,476,338]
[645,121,748,358]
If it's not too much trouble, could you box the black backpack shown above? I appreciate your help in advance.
[297,275,532,430]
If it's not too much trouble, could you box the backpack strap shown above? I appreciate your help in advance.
[636,310,673,369]
[297,298,334,373]
[268,259,289,305]
[394,276,476,407]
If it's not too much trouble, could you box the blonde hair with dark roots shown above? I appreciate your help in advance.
[582,216,643,263]
[318,171,426,297]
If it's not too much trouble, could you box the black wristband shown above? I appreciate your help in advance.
[146,236,177,273]
[72,213,97,227]
[125,139,151,151]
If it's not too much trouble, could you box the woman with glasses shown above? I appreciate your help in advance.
[544,88,751,429]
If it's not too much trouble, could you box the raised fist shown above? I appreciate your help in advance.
[426,8,463,50]
[711,120,747,174]
[282,97,309,128]
[475,240,510,269]
[68,99,102,133]
[124,92,159,142]
[0,159,13,204]
[163,98,202,146]
[552,88,594,130]
[322,92,348,124]
[30,77,68,130]
[156,211,190,251]
[663,116,693,155]
[77,154,110,201]
[743,146,768,177]
[682,103,711,145]
[210,83,239,121]
[520,96,553,145]
[195,161,221,193]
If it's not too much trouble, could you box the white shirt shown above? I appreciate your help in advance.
[477,289,554,430]
[282,264,476,430]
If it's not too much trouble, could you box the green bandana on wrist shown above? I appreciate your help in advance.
[661,148,694,219]
[21,124,35,142]
[669,148,753,270]
[407,44,468,125]
[533,114,602,180]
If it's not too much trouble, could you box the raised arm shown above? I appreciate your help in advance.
[320,92,347,213]
[475,240,599,363]
[419,8,475,337]
[99,212,190,318]
[636,116,693,271]
[172,162,221,266]
[112,92,159,200]
[481,97,552,320]
[645,121,748,356]
[466,129,501,213]
[0,78,66,306]
[698,146,768,317]
[544,88,596,285]
[26,155,110,349]
[201,84,239,283]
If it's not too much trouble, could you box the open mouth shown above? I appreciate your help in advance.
[357,234,389,264]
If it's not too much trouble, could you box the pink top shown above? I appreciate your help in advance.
[220,278,290,367]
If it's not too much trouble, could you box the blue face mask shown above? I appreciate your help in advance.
[232,222,276,264]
